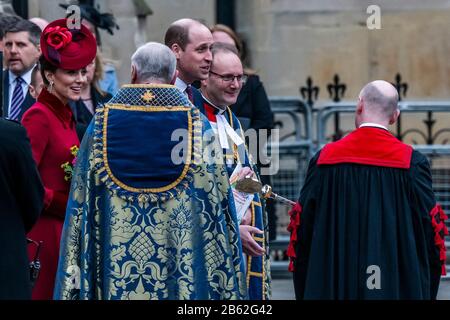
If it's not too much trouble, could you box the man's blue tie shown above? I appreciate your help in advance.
[9,77,25,121]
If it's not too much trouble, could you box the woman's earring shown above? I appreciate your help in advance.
[49,81,54,93]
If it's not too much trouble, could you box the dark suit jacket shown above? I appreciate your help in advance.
[231,74,274,132]
[0,119,44,299]
[2,71,36,121]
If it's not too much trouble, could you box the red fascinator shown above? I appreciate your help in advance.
[41,18,97,70]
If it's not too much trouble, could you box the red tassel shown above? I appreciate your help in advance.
[286,243,296,257]
[429,204,448,276]
[288,260,295,272]
[286,202,302,272]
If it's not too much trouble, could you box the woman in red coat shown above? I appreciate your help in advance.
[21,19,97,300]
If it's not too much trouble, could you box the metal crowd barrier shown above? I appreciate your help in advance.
[317,101,450,146]
[267,97,313,278]
[415,146,450,277]
[268,97,314,237]
[415,145,450,217]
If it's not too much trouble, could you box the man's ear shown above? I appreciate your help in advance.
[28,85,37,99]
[389,109,400,125]
[171,43,182,59]
[356,98,364,115]
[131,64,137,84]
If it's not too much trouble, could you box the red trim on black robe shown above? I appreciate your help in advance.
[287,202,302,272]
[318,127,413,169]
[429,204,449,275]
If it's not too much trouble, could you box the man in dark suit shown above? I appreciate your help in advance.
[164,18,213,103]
[0,118,44,299]
[2,20,41,121]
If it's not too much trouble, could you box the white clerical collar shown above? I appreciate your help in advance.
[359,122,388,131]
[200,93,227,115]
[200,93,243,149]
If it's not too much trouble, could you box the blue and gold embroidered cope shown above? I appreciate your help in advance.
[221,108,271,300]
[54,85,247,300]
[197,98,271,299]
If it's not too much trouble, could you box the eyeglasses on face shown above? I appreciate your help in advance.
[209,70,248,84]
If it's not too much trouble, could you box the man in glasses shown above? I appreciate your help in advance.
[198,42,270,300]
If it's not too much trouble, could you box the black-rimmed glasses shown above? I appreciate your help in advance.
[210,70,248,84]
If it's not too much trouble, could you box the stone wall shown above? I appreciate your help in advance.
[24,0,450,103]
[236,0,450,101]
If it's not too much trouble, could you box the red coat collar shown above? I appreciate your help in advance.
[37,87,75,128]
[318,127,413,169]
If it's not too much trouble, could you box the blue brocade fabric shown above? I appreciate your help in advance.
[54,85,247,300]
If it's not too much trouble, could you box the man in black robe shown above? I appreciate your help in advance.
[288,80,447,299]
[0,118,43,299]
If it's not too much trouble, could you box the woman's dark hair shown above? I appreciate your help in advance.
[39,55,57,86]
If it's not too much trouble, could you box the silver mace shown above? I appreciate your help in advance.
[234,177,296,206]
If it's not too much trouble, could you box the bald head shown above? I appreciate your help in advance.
[356,80,399,127]
[171,18,199,28]
[165,18,209,50]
